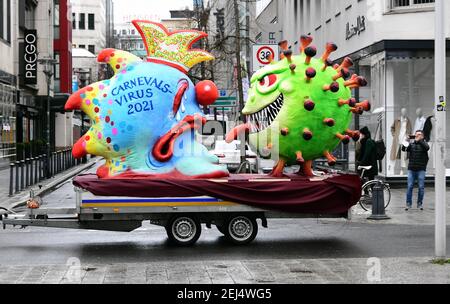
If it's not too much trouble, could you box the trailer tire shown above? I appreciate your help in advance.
[224,215,258,245]
[165,215,201,246]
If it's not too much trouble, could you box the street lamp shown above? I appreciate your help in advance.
[38,57,58,178]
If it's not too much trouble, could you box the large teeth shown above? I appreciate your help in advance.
[247,94,284,134]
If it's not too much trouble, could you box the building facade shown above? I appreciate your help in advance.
[0,0,72,167]
[256,0,450,179]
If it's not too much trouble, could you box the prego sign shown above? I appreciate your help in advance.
[23,30,37,85]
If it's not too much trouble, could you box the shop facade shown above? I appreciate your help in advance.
[258,0,450,179]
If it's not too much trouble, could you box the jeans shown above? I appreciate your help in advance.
[406,170,426,208]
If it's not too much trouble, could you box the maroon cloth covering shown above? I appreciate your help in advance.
[73,174,361,214]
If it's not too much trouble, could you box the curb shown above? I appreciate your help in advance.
[2,158,99,211]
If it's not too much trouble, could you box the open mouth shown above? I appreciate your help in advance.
[152,114,206,162]
[247,94,284,133]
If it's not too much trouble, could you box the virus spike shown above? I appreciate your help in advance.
[345,75,367,88]
[268,52,274,64]
[97,48,142,75]
[300,35,313,53]
[356,100,371,112]
[346,129,361,141]
[336,133,351,144]
[324,151,337,166]
[302,160,314,177]
[332,68,350,81]
[323,82,340,93]
[296,151,305,164]
[337,57,354,73]
[338,98,357,107]
[278,40,288,59]
[303,128,313,140]
[226,123,251,143]
[333,64,340,70]
[289,64,297,74]
[283,49,293,62]
[72,136,88,158]
[323,118,335,127]
[270,159,286,178]
[322,59,333,71]
[281,128,289,136]
[321,42,338,62]
[304,46,317,65]
[305,67,316,82]
[65,80,111,120]
[350,106,364,115]
[304,99,315,111]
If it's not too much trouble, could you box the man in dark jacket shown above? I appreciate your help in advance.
[402,130,430,210]
[357,127,378,181]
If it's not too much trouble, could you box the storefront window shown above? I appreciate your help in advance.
[385,50,450,177]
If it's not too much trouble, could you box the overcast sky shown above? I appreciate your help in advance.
[113,0,193,24]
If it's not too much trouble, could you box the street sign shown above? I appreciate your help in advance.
[211,97,237,107]
[252,44,279,73]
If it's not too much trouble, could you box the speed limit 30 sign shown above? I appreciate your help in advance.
[252,44,280,73]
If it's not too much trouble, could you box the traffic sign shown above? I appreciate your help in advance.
[252,44,279,73]
[211,97,237,107]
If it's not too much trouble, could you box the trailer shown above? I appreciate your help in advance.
[1,173,360,246]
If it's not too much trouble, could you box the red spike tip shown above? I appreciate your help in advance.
[323,118,335,127]
[304,46,317,65]
[304,100,315,111]
[305,67,316,82]
[323,82,340,93]
[302,128,313,141]
[300,35,313,53]
[321,42,338,62]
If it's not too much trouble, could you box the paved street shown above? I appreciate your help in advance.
[1,162,450,284]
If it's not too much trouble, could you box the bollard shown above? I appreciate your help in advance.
[34,157,38,184]
[15,161,20,193]
[9,163,14,196]
[39,155,43,181]
[20,160,25,190]
[52,152,57,176]
[25,158,30,187]
[30,158,34,185]
[367,181,390,220]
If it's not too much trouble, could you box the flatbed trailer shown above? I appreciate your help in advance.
[1,186,352,246]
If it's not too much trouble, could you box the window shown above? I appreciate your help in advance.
[79,13,85,30]
[79,44,85,49]
[88,13,95,30]
[54,52,60,93]
[88,45,95,54]
[54,0,60,39]
[122,29,126,35]
[72,13,76,29]
[392,0,434,9]
[0,0,11,43]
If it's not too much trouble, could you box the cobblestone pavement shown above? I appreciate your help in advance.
[0,257,448,284]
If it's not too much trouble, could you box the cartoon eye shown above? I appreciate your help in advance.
[259,74,278,88]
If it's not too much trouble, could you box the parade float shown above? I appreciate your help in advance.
[2,21,366,246]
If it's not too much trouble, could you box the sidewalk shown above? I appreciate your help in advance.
[0,157,99,211]
[350,186,450,226]
[0,257,448,284]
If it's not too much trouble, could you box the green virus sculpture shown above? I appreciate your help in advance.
[227,36,370,177]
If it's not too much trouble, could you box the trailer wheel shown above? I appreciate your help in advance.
[166,216,201,246]
[224,215,258,245]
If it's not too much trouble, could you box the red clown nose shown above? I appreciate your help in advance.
[195,80,219,106]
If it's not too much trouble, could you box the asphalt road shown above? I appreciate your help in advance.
[1,218,449,266]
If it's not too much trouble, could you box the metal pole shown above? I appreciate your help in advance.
[20,160,25,190]
[9,163,14,196]
[25,158,30,187]
[39,155,43,181]
[233,0,247,170]
[435,0,446,259]
[15,161,19,193]
[34,157,38,183]
[30,158,34,185]
[46,74,52,178]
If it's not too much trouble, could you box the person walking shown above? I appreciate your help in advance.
[357,126,378,181]
[402,130,430,211]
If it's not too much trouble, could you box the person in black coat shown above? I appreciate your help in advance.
[402,130,430,210]
[357,126,378,181]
